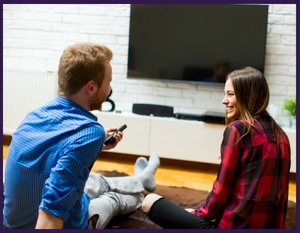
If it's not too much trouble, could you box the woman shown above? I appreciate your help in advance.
[142,67,291,229]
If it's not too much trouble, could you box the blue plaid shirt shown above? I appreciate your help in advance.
[3,96,105,229]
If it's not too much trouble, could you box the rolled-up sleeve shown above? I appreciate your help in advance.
[39,124,105,220]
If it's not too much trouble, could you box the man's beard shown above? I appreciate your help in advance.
[89,91,105,111]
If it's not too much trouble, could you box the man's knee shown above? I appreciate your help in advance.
[141,193,163,213]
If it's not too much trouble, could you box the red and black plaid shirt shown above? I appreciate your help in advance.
[193,117,291,229]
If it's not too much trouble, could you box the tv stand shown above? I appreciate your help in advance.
[92,111,296,173]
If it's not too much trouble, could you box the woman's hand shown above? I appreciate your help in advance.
[102,127,123,150]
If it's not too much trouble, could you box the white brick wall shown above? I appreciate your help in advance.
[3,4,296,118]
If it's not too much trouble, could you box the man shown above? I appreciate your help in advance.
[3,43,160,229]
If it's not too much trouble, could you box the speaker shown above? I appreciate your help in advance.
[132,103,174,117]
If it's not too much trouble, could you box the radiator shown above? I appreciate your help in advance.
[3,69,58,135]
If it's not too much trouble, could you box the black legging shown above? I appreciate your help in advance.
[147,198,218,229]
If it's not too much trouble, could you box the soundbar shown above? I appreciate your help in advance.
[174,111,225,125]
[174,112,203,121]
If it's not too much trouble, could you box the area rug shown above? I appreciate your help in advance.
[97,170,296,229]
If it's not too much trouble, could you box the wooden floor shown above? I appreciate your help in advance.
[2,145,296,202]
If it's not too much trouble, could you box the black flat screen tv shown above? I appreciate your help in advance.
[127,4,269,85]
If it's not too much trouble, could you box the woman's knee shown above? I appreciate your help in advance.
[141,193,163,213]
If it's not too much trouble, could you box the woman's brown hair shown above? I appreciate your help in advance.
[226,67,289,145]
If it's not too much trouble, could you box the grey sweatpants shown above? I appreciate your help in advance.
[84,172,144,229]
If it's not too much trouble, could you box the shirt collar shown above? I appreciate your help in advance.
[55,96,98,121]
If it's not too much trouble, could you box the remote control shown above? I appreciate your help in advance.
[104,124,127,145]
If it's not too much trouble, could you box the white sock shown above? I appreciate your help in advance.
[134,153,160,192]
[134,157,148,175]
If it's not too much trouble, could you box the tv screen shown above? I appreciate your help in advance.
[127,4,269,84]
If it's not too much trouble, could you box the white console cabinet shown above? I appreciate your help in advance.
[92,111,296,173]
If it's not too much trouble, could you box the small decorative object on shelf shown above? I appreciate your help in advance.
[283,97,296,130]
[100,89,115,112]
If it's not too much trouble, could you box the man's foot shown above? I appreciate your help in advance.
[134,157,148,175]
[135,153,160,192]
